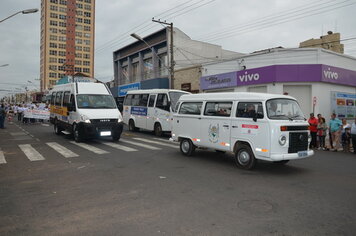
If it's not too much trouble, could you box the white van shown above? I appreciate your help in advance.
[172,92,314,169]
[123,89,190,136]
[50,82,123,142]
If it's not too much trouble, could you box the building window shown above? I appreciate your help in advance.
[83,68,90,73]
[83,61,90,66]
[59,0,67,5]
[84,39,90,45]
[59,29,66,34]
[59,22,66,27]
[76,17,83,23]
[50,20,58,26]
[58,73,65,78]
[58,58,66,64]
[84,25,90,31]
[84,33,90,38]
[84,4,91,10]
[75,39,82,44]
[50,35,57,40]
[83,47,90,52]
[83,54,90,59]
[84,0,91,3]
[49,72,57,78]
[75,46,82,51]
[49,27,57,33]
[75,67,82,72]
[75,32,83,37]
[76,24,83,31]
[49,65,57,71]
[49,57,57,63]
[49,42,57,48]
[84,19,90,24]
[59,7,66,12]
[50,5,58,11]
[76,3,83,9]
[58,14,66,20]
[84,12,91,17]
[75,53,82,58]
[58,36,66,42]
[50,0,58,3]
[75,60,82,65]
[58,51,66,57]
[58,43,66,49]
[58,66,65,71]
[49,50,57,56]
[50,13,58,18]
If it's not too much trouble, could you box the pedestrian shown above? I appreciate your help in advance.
[317,117,327,150]
[0,104,6,129]
[341,118,351,152]
[308,113,318,149]
[17,104,23,121]
[329,113,342,152]
[316,114,323,147]
[351,118,356,154]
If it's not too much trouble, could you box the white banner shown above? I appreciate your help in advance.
[23,109,50,120]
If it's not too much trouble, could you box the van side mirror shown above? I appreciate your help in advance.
[253,113,263,122]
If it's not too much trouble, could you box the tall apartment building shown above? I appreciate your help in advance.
[40,0,95,91]
[299,31,344,54]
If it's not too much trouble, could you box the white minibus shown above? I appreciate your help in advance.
[172,92,314,169]
[123,89,190,136]
[50,82,124,142]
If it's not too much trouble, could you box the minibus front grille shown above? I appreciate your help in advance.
[288,132,308,153]
[90,119,118,123]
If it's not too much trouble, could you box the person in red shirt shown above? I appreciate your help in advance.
[308,113,318,149]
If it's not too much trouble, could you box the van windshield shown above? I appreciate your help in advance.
[169,92,188,112]
[76,94,117,109]
[266,99,305,120]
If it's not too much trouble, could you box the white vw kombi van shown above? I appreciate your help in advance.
[172,92,314,169]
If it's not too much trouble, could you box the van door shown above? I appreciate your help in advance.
[146,94,156,130]
[155,93,171,131]
[67,94,77,126]
[135,94,149,129]
[200,101,233,151]
[231,101,269,157]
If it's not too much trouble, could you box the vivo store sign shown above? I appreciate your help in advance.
[200,64,356,90]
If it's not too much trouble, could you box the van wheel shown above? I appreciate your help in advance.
[129,120,138,132]
[274,160,289,165]
[154,123,163,137]
[235,144,256,170]
[54,121,63,135]
[73,124,82,143]
[180,139,195,156]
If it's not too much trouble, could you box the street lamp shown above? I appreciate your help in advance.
[130,33,173,88]
[0,8,38,23]
[0,64,9,67]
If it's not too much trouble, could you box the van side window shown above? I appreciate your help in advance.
[63,91,70,107]
[236,102,264,118]
[51,92,56,105]
[124,94,132,106]
[156,94,170,111]
[204,102,232,117]
[55,92,63,106]
[179,102,202,115]
[139,94,149,107]
[132,94,140,106]
[148,95,156,107]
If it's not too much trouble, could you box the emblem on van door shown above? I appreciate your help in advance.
[208,124,219,143]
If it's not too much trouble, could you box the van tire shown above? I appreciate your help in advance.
[73,124,82,143]
[129,119,138,132]
[54,121,63,135]
[154,123,163,137]
[180,139,195,156]
[235,144,256,170]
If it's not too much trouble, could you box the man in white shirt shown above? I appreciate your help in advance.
[351,118,356,154]
[268,102,281,116]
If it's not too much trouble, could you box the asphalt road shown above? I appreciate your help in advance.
[0,120,355,236]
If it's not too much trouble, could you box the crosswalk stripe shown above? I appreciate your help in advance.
[120,139,161,150]
[152,138,174,143]
[70,141,109,154]
[101,142,138,152]
[0,150,6,164]
[46,142,79,158]
[133,138,178,149]
[19,144,45,161]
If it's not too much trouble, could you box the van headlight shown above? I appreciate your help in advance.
[80,115,91,123]
[278,135,287,146]
[118,117,122,123]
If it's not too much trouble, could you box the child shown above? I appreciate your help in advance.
[317,117,327,150]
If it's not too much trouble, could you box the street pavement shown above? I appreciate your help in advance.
[0,120,356,235]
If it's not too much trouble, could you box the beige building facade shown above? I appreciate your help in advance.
[40,0,95,91]
[174,65,202,93]
[299,31,344,54]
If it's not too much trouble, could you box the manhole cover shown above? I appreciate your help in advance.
[237,199,273,213]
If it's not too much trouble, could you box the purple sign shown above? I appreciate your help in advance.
[200,71,237,90]
[201,64,356,90]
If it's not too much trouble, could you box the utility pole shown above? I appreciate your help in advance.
[152,19,174,89]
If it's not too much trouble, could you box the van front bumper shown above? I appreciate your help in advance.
[269,150,314,161]
[78,121,124,139]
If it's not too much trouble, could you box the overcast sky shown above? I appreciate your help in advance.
[1,0,356,98]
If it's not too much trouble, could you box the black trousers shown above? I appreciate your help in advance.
[310,132,317,148]
[351,134,356,153]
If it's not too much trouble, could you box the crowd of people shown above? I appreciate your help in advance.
[308,113,356,153]
[0,103,50,129]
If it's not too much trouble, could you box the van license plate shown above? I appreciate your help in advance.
[298,151,308,157]
[100,131,111,136]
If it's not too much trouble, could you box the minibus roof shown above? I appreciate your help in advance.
[51,82,109,95]
[179,92,296,102]
[126,89,190,94]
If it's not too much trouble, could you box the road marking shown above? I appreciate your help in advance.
[46,142,79,158]
[0,150,6,164]
[19,144,45,161]
[101,142,138,152]
[152,138,174,143]
[70,141,109,154]
[120,139,161,150]
[133,138,178,149]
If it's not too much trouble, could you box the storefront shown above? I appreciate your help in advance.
[200,64,356,120]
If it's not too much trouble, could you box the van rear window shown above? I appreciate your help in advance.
[179,102,202,115]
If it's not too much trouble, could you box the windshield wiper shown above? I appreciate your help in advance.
[288,115,305,121]
[270,114,293,121]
